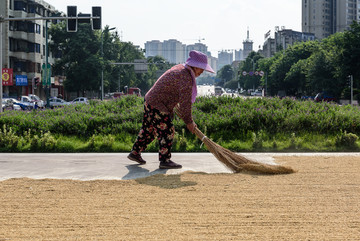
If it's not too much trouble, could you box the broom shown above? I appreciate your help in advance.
[175,108,295,175]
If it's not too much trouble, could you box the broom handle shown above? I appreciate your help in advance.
[174,107,206,141]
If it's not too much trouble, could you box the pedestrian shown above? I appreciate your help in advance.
[128,50,215,169]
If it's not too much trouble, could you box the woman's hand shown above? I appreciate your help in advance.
[186,121,197,134]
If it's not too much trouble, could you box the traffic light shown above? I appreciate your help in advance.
[35,77,40,85]
[67,6,77,32]
[92,6,101,30]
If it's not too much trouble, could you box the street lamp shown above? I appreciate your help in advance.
[101,27,116,100]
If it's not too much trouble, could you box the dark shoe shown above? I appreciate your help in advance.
[127,153,146,165]
[159,160,182,169]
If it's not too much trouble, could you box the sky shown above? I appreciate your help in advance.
[50,0,302,57]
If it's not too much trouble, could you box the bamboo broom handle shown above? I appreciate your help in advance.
[174,107,206,140]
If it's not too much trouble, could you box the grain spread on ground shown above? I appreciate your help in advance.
[0,156,359,240]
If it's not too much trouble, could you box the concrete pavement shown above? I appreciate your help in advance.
[1,152,360,181]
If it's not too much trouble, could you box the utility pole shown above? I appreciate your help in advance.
[101,27,116,100]
[350,75,353,105]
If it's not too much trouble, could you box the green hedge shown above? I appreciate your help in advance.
[1,95,359,152]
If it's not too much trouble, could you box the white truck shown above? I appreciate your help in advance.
[28,94,45,108]
[15,96,36,110]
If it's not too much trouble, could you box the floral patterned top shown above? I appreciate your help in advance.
[145,64,195,124]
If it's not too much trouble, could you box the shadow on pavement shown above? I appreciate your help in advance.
[122,164,168,180]
[123,164,197,189]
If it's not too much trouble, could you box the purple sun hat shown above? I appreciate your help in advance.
[185,50,215,73]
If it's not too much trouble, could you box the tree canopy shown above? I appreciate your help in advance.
[49,21,160,96]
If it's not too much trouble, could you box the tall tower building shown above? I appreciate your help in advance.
[302,0,360,40]
[242,28,253,59]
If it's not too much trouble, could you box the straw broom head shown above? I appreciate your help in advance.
[193,127,295,174]
[174,106,295,174]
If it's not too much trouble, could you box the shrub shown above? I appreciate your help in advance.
[0,124,19,151]
[335,131,359,148]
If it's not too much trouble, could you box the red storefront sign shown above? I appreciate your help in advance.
[2,68,14,86]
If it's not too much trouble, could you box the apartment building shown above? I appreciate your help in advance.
[144,39,217,72]
[162,39,186,64]
[261,27,315,58]
[217,50,233,70]
[302,0,360,40]
[1,0,60,98]
[144,40,162,58]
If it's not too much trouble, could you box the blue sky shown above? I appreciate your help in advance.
[51,0,301,57]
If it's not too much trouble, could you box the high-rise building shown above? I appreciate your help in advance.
[144,39,217,71]
[234,49,243,61]
[162,39,185,64]
[144,40,163,58]
[186,43,208,59]
[275,28,315,50]
[261,27,315,58]
[217,50,233,70]
[302,0,360,40]
[1,0,61,98]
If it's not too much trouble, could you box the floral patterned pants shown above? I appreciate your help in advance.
[131,102,175,162]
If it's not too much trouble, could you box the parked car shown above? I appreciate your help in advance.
[71,97,89,105]
[251,90,263,96]
[2,99,12,111]
[49,97,70,108]
[314,92,337,102]
[2,98,22,111]
[214,86,225,96]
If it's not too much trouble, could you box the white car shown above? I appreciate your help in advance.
[251,90,263,96]
[49,97,70,108]
[2,98,22,111]
[71,97,89,105]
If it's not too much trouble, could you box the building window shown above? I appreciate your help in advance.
[9,38,15,52]
[14,61,27,72]
[35,44,41,53]
[14,21,28,32]
[28,42,35,53]
[28,4,36,13]
[27,22,35,33]
[35,24,41,34]
[37,63,41,74]
[9,21,15,31]
[14,1,26,12]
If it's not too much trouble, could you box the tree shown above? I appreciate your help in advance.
[266,41,319,96]
[49,22,147,96]
[216,65,234,86]
[342,22,360,89]
[239,52,264,90]
[49,21,101,96]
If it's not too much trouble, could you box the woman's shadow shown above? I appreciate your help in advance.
[122,164,197,189]
[122,164,168,180]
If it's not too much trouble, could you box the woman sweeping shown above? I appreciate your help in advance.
[128,50,215,169]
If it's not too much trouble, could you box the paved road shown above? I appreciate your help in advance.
[1,152,359,181]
